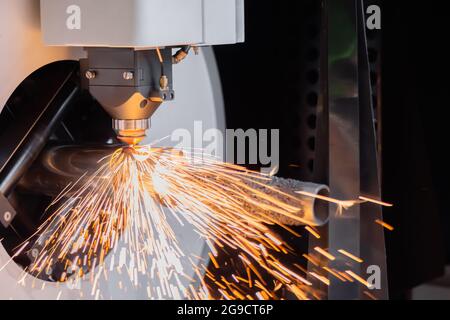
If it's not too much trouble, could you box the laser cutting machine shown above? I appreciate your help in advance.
[0,0,390,300]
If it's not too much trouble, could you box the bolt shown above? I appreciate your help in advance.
[123,71,134,80]
[85,70,96,80]
[159,75,169,90]
[31,249,39,258]
[193,46,200,55]
[3,211,11,222]
[140,99,149,109]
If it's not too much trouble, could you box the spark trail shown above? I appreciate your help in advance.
[13,145,391,300]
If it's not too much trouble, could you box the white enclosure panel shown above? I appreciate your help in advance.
[41,0,204,47]
[203,0,244,45]
[41,0,244,48]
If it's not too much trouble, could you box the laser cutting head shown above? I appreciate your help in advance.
[83,47,174,145]
[40,0,245,145]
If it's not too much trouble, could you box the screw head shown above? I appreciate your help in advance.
[140,99,149,109]
[159,75,169,90]
[31,249,39,258]
[123,71,134,80]
[3,211,11,222]
[85,70,96,80]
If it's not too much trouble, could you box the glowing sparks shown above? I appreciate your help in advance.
[313,247,336,261]
[17,146,323,300]
[375,219,394,231]
[8,144,392,300]
[359,196,393,207]
[295,191,358,210]
[363,290,377,300]
[297,191,393,211]
[309,272,330,286]
[345,270,373,289]
[302,254,320,267]
[305,226,321,239]
[323,267,347,282]
[338,249,363,263]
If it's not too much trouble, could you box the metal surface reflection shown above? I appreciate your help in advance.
[18,145,119,196]
[324,0,388,299]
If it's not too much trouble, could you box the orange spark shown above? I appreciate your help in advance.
[309,272,330,286]
[314,247,336,261]
[359,196,393,207]
[338,249,363,263]
[305,226,321,239]
[345,270,373,289]
[375,219,394,231]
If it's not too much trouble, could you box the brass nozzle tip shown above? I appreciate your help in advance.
[118,136,145,146]
[113,119,150,146]
[117,129,146,146]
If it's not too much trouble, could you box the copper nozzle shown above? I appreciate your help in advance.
[113,119,150,146]
[117,129,146,146]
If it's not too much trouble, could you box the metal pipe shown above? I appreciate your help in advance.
[19,145,330,226]
[0,73,80,197]
[246,177,330,227]
[17,145,118,196]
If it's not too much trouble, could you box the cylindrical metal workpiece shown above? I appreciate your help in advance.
[246,176,330,227]
[0,74,79,197]
[19,145,330,227]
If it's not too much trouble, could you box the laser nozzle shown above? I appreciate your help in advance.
[113,119,149,146]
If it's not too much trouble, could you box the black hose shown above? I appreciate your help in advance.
[172,46,192,64]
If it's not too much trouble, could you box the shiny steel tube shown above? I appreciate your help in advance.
[0,77,79,197]
[246,177,330,227]
[19,145,330,226]
[17,145,118,197]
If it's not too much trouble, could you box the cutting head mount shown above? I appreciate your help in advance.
[82,48,174,145]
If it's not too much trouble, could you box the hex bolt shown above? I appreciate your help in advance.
[159,75,169,90]
[193,46,200,55]
[31,249,40,259]
[85,70,97,80]
[3,211,11,223]
[123,71,134,80]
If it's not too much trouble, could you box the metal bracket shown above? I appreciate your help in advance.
[84,48,174,121]
[310,0,388,300]
[0,192,16,228]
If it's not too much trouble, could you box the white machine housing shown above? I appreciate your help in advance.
[41,0,245,48]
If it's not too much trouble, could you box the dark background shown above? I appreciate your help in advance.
[214,0,450,299]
